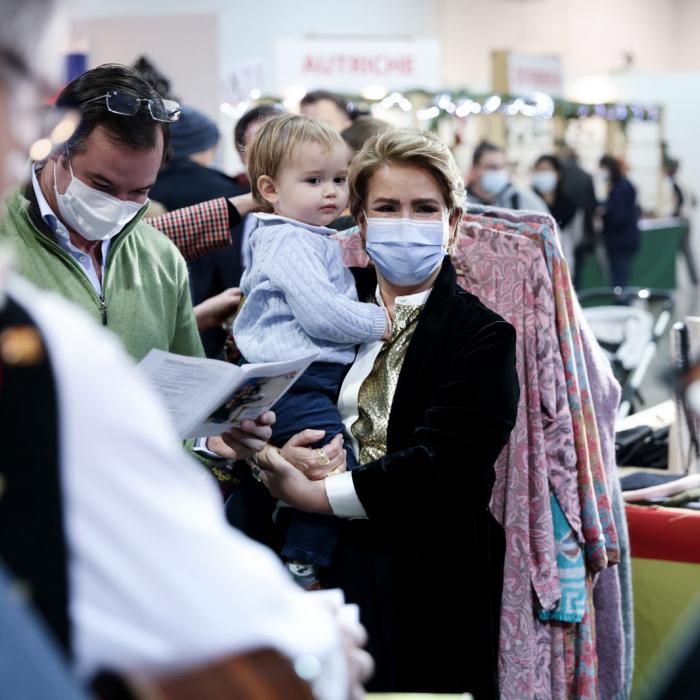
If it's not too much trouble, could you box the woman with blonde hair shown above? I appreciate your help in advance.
[251,127,519,697]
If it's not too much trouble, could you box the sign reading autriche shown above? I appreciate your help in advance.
[275,39,441,92]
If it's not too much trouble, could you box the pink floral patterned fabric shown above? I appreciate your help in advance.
[465,207,620,699]
[465,211,618,571]
[456,224,588,700]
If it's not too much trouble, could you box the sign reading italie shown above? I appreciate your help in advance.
[275,39,441,92]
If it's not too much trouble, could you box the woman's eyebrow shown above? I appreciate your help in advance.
[411,198,440,206]
[371,197,399,205]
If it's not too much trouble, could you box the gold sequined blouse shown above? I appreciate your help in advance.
[350,299,425,464]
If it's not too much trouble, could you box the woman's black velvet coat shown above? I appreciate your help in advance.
[326,257,519,698]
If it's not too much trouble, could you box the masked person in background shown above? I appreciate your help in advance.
[466,140,548,213]
[532,155,577,227]
[556,144,598,288]
[598,154,641,289]
[230,127,520,698]
[532,154,583,272]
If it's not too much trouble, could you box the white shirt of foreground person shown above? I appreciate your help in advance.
[326,286,432,518]
[4,274,349,700]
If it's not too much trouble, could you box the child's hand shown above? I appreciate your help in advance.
[281,431,346,480]
[381,308,393,341]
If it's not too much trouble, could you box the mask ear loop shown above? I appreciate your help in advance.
[53,148,74,197]
[62,145,74,178]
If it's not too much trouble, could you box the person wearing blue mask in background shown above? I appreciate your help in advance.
[532,154,577,228]
[467,140,548,212]
[532,154,583,277]
[598,154,641,289]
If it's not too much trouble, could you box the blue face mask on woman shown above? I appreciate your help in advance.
[364,217,448,286]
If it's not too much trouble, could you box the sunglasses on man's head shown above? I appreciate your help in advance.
[83,89,181,123]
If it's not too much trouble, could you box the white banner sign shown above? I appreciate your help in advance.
[274,38,441,93]
[507,53,563,96]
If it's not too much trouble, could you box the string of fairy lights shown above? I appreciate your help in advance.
[220,88,661,127]
[358,89,661,123]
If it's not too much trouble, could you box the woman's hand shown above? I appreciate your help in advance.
[258,447,333,514]
[280,431,346,480]
[206,412,275,460]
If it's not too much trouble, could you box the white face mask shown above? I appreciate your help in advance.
[53,161,146,241]
[480,169,509,195]
[532,170,558,194]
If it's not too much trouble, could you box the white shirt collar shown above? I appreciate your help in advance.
[253,212,335,236]
[30,163,111,294]
[375,285,432,308]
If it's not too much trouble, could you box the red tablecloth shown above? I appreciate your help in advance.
[626,504,700,564]
[624,504,700,698]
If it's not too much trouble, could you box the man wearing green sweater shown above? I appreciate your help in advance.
[0,64,203,362]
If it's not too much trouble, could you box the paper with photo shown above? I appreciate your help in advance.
[138,349,317,439]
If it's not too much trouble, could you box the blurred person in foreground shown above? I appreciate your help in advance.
[466,140,548,213]
[598,154,641,288]
[0,1,372,697]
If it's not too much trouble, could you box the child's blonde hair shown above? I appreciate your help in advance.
[247,114,345,210]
